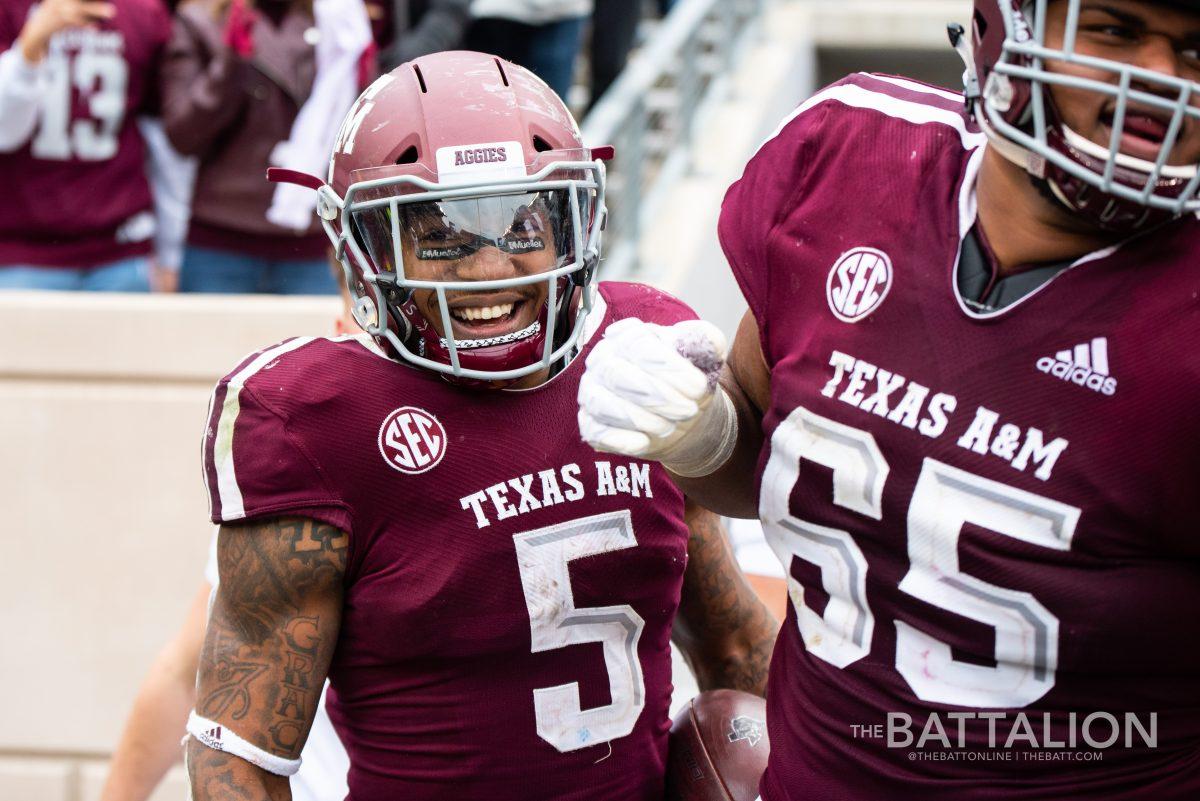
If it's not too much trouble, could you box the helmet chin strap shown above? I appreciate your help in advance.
[1058,124,1197,181]
[951,21,1054,186]
[976,110,1050,180]
[952,25,1056,196]
[548,281,585,378]
[544,250,598,377]
[976,109,1094,222]
[947,23,981,106]
[977,112,1108,223]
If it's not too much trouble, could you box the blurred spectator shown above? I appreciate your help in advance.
[465,0,591,100]
[162,0,370,294]
[0,0,181,292]
[370,0,470,73]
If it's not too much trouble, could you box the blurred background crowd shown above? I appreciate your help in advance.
[0,0,679,296]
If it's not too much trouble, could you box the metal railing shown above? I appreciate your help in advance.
[581,0,768,278]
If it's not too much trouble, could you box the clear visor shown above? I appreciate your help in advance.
[350,189,590,286]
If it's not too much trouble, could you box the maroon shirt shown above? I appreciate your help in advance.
[722,73,1200,800]
[202,282,694,800]
[0,0,171,268]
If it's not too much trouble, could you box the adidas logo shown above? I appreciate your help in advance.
[1036,337,1117,396]
[196,725,223,749]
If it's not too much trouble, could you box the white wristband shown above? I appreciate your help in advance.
[187,711,303,777]
[660,388,739,478]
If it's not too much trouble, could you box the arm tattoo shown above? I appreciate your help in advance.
[197,630,268,720]
[187,740,290,801]
[674,503,779,697]
[190,517,347,801]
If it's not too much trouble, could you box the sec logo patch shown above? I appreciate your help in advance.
[378,407,447,474]
[826,247,893,323]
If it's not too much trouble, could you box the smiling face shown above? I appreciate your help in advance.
[1043,0,1200,166]
[398,193,562,343]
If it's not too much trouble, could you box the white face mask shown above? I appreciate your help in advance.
[976,0,1200,215]
[332,156,607,382]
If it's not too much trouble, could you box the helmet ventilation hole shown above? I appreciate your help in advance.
[413,63,428,93]
[395,145,418,164]
[494,58,510,87]
[532,135,553,153]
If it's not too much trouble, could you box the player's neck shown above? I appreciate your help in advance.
[975,147,1118,277]
[506,366,552,390]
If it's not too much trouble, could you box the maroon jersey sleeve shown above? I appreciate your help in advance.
[202,338,353,533]
[598,280,699,327]
[718,92,829,346]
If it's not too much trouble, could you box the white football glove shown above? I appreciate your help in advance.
[577,318,739,477]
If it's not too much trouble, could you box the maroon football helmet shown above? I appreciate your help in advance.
[274,51,609,385]
[964,0,1200,231]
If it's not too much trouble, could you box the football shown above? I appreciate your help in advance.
[665,690,771,801]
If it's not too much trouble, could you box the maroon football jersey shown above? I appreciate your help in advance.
[202,282,694,801]
[0,0,170,267]
[721,73,1200,800]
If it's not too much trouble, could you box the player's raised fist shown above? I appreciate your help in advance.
[578,318,739,477]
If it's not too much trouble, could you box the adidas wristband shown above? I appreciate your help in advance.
[186,711,303,777]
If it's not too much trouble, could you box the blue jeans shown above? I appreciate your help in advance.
[0,256,151,291]
[527,16,587,101]
[180,246,337,295]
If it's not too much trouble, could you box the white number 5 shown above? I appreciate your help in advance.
[898,459,1078,708]
[513,510,646,752]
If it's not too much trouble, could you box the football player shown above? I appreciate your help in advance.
[579,0,1200,798]
[185,51,778,801]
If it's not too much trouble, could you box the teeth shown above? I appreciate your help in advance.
[452,303,515,322]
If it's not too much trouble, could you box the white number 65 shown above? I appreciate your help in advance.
[762,406,1080,709]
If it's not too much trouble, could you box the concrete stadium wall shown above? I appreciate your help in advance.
[0,292,340,801]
